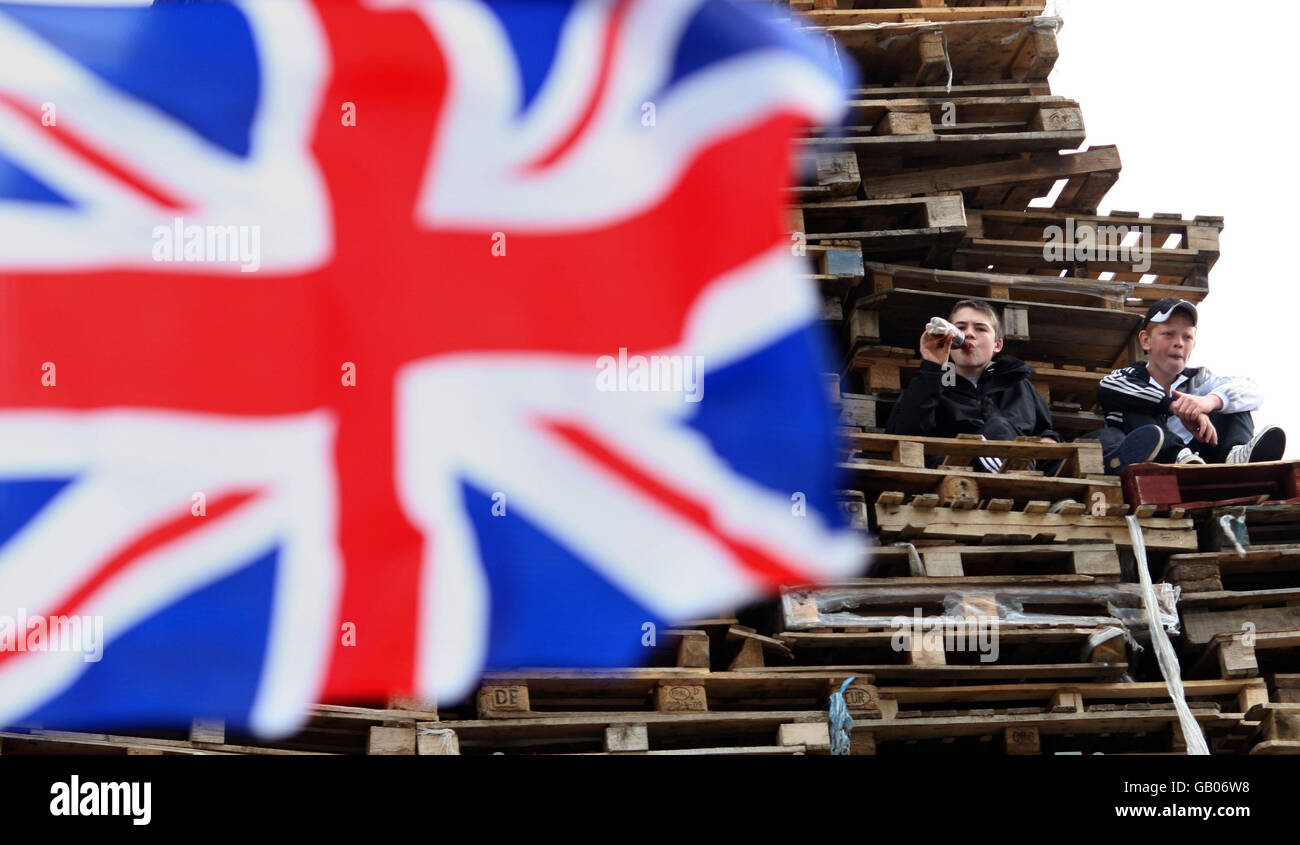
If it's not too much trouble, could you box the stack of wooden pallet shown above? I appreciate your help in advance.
[0,697,447,756]
[1116,460,1300,753]
[782,1,1217,440]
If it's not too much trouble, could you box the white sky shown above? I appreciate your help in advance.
[1050,0,1299,456]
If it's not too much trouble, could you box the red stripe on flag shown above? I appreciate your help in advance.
[541,418,807,588]
[0,489,261,670]
[520,0,636,173]
[0,91,189,211]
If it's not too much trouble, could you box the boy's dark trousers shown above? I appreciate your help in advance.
[1081,410,1255,464]
[960,416,1063,475]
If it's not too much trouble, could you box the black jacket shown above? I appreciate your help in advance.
[885,354,1060,441]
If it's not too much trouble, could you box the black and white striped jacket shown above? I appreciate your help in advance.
[1097,361,1262,433]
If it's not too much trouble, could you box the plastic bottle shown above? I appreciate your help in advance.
[926,316,967,349]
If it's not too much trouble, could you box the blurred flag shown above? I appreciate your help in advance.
[0,0,862,737]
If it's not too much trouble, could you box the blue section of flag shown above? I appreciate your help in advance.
[462,481,663,669]
[0,2,260,157]
[482,0,575,115]
[17,546,279,733]
[0,478,73,545]
[665,0,854,95]
[685,324,847,528]
[0,155,75,206]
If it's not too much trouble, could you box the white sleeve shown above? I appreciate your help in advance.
[1193,367,1263,414]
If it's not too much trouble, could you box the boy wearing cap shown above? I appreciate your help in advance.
[1089,297,1285,474]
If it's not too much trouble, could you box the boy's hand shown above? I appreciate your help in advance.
[1191,413,1218,446]
[1171,390,1223,425]
[919,328,952,367]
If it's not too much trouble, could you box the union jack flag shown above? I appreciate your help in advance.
[0,0,863,737]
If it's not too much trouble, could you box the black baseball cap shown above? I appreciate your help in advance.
[1143,298,1197,328]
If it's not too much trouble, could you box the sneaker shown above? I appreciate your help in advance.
[973,456,1004,474]
[1176,447,1206,465]
[1225,426,1286,464]
[1103,425,1164,476]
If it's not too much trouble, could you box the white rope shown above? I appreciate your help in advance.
[891,542,927,576]
[1219,514,1247,556]
[940,30,953,93]
[1126,515,1209,755]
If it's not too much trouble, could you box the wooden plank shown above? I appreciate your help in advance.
[820,18,1059,85]
[801,6,1045,27]
[873,503,1195,550]
[604,724,649,753]
[367,725,417,756]
[860,145,1120,209]
[1183,606,1300,647]
[844,461,1120,504]
[778,722,832,753]
[850,430,1103,464]
[849,286,1138,370]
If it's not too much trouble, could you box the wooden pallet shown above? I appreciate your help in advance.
[866,541,1122,580]
[859,259,1131,314]
[844,348,1112,414]
[470,669,877,718]
[855,708,1247,755]
[837,457,1123,509]
[1192,630,1300,680]
[1123,462,1300,514]
[1165,545,1300,594]
[814,95,1084,156]
[872,493,1194,550]
[435,710,834,755]
[0,728,332,756]
[847,429,1104,477]
[1,699,446,756]
[845,79,1052,102]
[1200,502,1300,551]
[858,145,1120,215]
[875,678,1263,753]
[847,287,1142,371]
[878,678,1265,718]
[735,659,1125,682]
[795,4,1045,28]
[777,578,1174,676]
[833,393,879,430]
[793,195,967,264]
[806,111,1082,160]
[803,241,865,278]
[1272,673,1300,703]
[809,17,1059,86]
[955,208,1221,291]
[437,707,1249,755]
[779,623,1129,675]
[1181,593,1300,661]
[793,150,862,200]
[781,579,1176,631]
[801,241,865,323]
[1246,703,1300,754]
